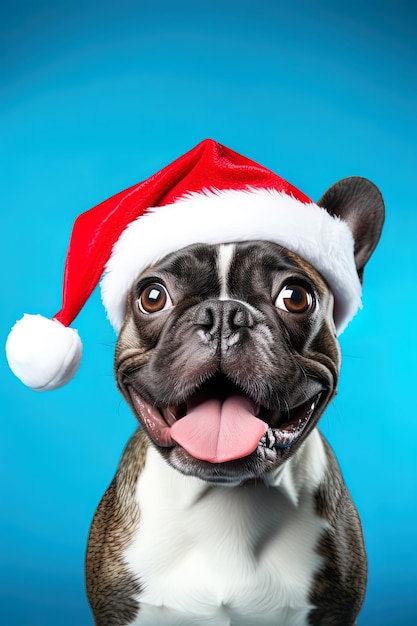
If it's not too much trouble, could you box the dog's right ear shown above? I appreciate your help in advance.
[317,177,385,282]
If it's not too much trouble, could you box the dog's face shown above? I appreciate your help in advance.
[115,240,340,483]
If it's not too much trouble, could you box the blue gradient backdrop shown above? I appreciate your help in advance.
[1,1,416,624]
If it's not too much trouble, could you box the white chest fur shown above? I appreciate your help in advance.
[124,430,329,626]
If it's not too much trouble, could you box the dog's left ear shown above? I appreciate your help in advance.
[317,177,385,282]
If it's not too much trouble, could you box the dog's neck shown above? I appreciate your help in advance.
[142,427,327,504]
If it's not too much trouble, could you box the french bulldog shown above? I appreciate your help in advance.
[85,176,384,626]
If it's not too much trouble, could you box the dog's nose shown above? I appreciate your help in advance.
[225,302,254,330]
[194,300,254,341]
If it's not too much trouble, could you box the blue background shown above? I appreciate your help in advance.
[1,1,416,624]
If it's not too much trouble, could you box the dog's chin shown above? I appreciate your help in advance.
[159,437,310,485]
[126,378,328,484]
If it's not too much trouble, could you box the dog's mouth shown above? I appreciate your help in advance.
[128,376,323,465]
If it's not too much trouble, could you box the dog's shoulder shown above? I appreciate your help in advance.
[308,434,367,626]
[86,429,148,625]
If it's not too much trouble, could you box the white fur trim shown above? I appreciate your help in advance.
[5,314,82,391]
[101,188,361,334]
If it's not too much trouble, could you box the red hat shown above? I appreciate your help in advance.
[6,139,360,390]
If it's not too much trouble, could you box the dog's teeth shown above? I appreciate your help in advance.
[266,429,276,448]
[259,429,276,449]
[306,393,321,419]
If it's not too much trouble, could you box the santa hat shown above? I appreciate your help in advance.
[6,139,360,391]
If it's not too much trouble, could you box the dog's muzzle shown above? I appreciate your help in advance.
[128,384,323,464]
[125,298,328,465]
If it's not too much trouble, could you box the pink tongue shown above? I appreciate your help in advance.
[170,396,267,463]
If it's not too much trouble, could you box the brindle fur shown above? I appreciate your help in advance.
[86,430,148,625]
[309,436,366,626]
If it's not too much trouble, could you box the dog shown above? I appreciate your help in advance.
[5,140,384,626]
[85,175,384,626]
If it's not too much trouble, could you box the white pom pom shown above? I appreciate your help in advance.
[5,314,82,391]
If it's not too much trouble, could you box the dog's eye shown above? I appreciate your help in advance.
[275,284,313,314]
[137,283,173,314]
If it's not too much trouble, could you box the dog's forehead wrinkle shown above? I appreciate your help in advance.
[220,242,329,310]
[135,243,221,298]
[152,242,218,269]
[284,249,330,296]
[215,242,295,307]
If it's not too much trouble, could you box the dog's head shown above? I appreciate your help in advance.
[115,177,384,483]
[5,142,384,485]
